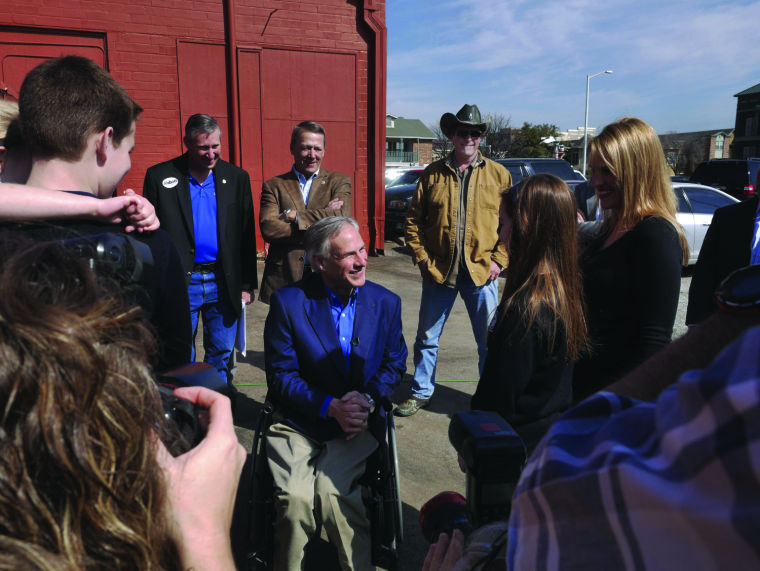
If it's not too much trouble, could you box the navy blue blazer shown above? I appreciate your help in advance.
[264,272,407,443]
[142,153,257,315]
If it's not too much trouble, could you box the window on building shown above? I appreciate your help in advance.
[745,116,758,136]
[714,135,724,158]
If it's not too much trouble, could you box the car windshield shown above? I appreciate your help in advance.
[683,186,736,214]
[388,170,421,187]
[529,160,578,180]
[691,163,746,187]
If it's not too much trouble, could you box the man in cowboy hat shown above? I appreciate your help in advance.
[396,104,511,416]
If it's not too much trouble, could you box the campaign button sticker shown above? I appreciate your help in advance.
[162,177,179,188]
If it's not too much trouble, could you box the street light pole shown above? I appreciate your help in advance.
[582,69,613,177]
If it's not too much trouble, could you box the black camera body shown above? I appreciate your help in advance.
[157,383,209,455]
[448,410,526,528]
[61,232,153,286]
[156,363,223,455]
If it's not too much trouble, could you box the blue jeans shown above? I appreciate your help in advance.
[411,271,499,399]
[188,270,238,384]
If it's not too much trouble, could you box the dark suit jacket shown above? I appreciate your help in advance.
[686,195,758,325]
[142,154,257,314]
[259,168,351,303]
[264,273,407,443]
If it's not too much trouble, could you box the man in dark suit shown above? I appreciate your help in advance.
[686,193,759,325]
[143,114,256,384]
[264,216,407,570]
[258,120,351,303]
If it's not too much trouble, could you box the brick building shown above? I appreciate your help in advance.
[385,114,435,168]
[731,82,760,159]
[658,129,733,175]
[0,0,388,251]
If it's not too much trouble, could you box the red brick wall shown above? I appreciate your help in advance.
[414,141,434,166]
[1,0,383,248]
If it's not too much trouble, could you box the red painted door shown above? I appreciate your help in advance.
[0,29,106,102]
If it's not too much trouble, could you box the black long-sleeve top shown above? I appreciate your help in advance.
[572,216,682,402]
[472,298,572,455]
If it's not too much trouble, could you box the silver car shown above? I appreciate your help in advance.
[673,183,738,265]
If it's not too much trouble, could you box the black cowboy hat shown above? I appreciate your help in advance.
[440,104,488,138]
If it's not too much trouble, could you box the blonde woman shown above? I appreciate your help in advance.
[572,117,688,402]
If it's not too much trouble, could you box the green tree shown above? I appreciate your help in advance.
[508,122,560,157]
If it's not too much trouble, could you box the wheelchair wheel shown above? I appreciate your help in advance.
[388,415,404,545]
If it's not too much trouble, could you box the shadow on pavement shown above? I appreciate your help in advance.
[391,374,476,419]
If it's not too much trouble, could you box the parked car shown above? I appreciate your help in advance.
[386,166,425,187]
[495,157,586,190]
[673,182,738,265]
[384,168,424,237]
[385,167,409,186]
[387,167,423,188]
[689,158,760,200]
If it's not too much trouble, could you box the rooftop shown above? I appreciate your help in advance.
[735,82,760,97]
[386,115,435,140]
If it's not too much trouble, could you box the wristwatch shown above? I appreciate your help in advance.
[363,393,376,414]
[282,208,292,217]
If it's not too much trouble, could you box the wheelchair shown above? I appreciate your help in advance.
[244,399,403,570]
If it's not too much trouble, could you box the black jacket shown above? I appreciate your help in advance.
[142,154,257,313]
[686,195,758,325]
[472,298,571,454]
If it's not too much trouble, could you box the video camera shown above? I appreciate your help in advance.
[420,410,526,542]
[61,233,214,455]
[61,232,153,286]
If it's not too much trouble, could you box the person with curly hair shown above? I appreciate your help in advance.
[0,235,245,569]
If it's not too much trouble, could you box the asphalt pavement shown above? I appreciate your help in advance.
[222,242,692,570]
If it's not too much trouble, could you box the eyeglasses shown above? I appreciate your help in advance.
[455,129,483,139]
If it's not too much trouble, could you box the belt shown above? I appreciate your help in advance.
[193,261,218,273]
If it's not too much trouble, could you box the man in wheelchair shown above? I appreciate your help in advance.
[263,216,407,570]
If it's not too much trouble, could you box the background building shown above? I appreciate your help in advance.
[659,129,733,175]
[731,82,760,159]
[0,0,389,251]
[385,114,435,168]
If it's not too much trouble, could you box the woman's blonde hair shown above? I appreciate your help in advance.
[590,117,688,264]
[0,234,178,569]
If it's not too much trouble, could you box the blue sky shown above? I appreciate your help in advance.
[386,0,760,135]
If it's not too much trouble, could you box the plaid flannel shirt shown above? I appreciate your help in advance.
[508,325,760,570]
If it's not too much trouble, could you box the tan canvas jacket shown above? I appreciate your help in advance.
[405,152,510,286]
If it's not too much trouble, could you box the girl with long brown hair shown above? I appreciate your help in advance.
[471,174,587,453]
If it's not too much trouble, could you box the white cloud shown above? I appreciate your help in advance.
[387,0,760,132]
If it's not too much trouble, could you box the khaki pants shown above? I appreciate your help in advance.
[266,422,378,571]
